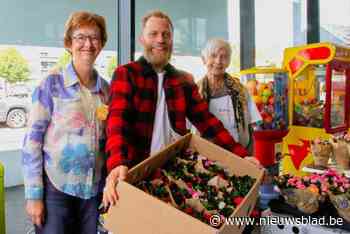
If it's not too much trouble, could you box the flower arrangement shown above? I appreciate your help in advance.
[330,133,350,170]
[310,138,333,168]
[322,169,350,195]
[134,150,256,228]
[322,169,350,222]
[274,173,326,214]
[275,169,350,220]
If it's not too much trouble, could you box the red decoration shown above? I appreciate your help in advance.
[253,130,289,167]
[287,139,310,170]
[298,46,331,60]
[289,58,304,74]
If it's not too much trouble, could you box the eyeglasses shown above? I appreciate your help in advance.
[72,34,101,45]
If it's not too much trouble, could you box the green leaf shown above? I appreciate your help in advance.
[106,55,117,79]
[0,48,30,83]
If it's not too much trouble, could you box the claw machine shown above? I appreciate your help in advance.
[281,42,350,176]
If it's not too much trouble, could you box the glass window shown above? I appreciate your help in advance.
[135,0,240,80]
[0,0,117,152]
[293,65,325,128]
[320,0,350,47]
[241,71,289,130]
[329,69,346,128]
[255,0,307,67]
[0,2,118,232]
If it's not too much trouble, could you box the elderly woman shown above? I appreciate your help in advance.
[197,38,261,154]
[22,11,109,234]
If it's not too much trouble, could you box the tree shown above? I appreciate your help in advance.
[56,50,72,70]
[106,55,117,79]
[0,48,30,83]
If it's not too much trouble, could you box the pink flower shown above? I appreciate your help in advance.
[321,185,329,193]
[296,181,306,189]
[310,179,318,184]
[310,174,320,180]
[344,133,350,141]
[303,176,310,182]
[324,169,338,177]
[192,192,200,199]
[314,138,321,144]
[187,187,195,195]
[287,178,296,186]
[203,159,214,167]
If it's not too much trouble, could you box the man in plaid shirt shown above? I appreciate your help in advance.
[102,10,259,207]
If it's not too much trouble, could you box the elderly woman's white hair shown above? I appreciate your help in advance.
[201,38,232,61]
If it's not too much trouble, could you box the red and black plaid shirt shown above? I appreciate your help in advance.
[106,56,248,172]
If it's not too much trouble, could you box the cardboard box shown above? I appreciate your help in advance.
[104,133,264,234]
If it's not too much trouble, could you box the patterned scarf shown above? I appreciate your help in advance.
[198,73,247,130]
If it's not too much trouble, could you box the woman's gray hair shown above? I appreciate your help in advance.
[201,38,232,61]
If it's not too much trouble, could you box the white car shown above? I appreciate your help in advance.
[0,96,30,128]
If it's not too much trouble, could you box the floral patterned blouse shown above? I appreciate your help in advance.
[22,62,109,200]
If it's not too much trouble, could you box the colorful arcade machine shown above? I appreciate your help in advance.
[241,67,289,167]
[240,67,290,208]
[281,42,350,176]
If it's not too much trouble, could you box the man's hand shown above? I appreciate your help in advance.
[102,165,128,209]
[26,200,45,227]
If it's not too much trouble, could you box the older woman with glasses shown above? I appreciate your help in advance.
[22,11,109,234]
[197,38,262,155]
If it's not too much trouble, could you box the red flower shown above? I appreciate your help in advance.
[203,211,213,222]
[218,173,226,179]
[250,209,260,218]
[186,182,193,188]
[184,207,193,215]
[152,168,163,179]
[233,196,244,206]
[193,177,201,183]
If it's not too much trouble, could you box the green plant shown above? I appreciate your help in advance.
[106,55,117,79]
[56,50,72,70]
[0,48,30,83]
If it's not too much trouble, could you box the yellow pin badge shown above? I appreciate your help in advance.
[96,104,108,121]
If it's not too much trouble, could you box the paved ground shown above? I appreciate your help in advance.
[5,186,33,234]
[4,186,110,234]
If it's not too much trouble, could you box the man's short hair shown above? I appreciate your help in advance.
[142,10,173,32]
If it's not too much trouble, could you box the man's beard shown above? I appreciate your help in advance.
[143,46,172,69]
